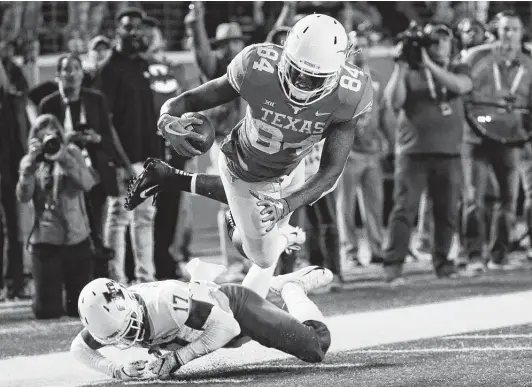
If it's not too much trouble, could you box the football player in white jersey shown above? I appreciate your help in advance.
[71,263,333,381]
[124,14,373,301]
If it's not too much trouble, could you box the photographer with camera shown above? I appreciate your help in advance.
[16,114,96,319]
[39,53,122,277]
[382,23,472,284]
[461,11,532,272]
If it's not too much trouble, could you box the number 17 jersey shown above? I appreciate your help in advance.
[223,43,373,182]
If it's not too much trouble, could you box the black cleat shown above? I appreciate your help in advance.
[124,158,177,211]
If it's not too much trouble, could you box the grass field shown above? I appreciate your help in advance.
[1,264,532,387]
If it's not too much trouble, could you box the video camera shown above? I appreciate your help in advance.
[397,21,439,69]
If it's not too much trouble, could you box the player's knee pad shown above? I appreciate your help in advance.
[301,320,331,363]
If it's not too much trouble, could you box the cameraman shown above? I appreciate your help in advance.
[461,11,532,271]
[383,24,472,284]
[16,114,95,319]
[39,54,121,275]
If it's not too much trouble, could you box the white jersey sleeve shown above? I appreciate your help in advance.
[226,44,256,93]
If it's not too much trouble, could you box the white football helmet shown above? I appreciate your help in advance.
[278,14,349,106]
[78,278,144,349]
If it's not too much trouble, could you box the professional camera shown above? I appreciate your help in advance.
[41,133,63,158]
[397,21,439,69]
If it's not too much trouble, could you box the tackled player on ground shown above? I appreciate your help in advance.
[70,260,333,381]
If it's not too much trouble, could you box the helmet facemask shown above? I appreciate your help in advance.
[278,51,341,106]
[94,293,145,349]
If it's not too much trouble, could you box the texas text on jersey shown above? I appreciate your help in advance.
[222,42,374,182]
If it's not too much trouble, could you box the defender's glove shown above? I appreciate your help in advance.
[157,113,205,158]
[250,190,291,234]
[148,351,182,380]
[114,360,148,380]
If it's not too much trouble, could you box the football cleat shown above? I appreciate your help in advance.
[281,225,306,254]
[270,265,333,295]
[124,158,190,211]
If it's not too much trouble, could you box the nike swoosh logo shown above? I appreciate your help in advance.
[164,122,187,136]
[315,111,330,117]
[139,185,159,199]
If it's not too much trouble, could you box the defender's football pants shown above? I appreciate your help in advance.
[221,283,330,363]
[218,152,305,269]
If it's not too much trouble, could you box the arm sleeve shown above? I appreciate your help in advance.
[70,330,119,379]
[226,45,255,93]
[175,304,241,365]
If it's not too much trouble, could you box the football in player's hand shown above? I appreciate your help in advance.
[181,112,215,154]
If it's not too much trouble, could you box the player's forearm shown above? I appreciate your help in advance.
[70,333,119,379]
[284,167,343,211]
[160,92,192,118]
[175,305,241,365]
[425,60,472,95]
[285,121,355,210]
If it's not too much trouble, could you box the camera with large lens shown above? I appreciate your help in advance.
[397,21,438,69]
[42,133,63,158]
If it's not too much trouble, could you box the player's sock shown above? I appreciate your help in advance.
[281,282,324,323]
[165,172,228,205]
[194,174,229,205]
[242,262,278,299]
[165,169,194,192]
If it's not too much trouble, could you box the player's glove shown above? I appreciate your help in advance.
[113,360,148,380]
[148,351,183,380]
[250,190,291,234]
[157,113,206,158]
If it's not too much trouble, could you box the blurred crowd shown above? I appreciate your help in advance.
[1,1,532,319]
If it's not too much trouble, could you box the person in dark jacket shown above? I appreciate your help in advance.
[95,8,161,284]
[39,54,121,274]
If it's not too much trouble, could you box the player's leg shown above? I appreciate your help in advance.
[125,158,228,211]
[220,273,332,363]
[216,153,291,297]
[222,156,306,298]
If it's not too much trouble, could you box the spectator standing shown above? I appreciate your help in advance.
[185,2,248,281]
[383,24,472,284]
[0,42,30,300]
[0,1,41,87]
[462,11,532,271]
[96,8,160,284]
[84,35,113,87]
[415,17,492,260]
[336,30,394,270]
[39,54,121,276]
[16,114,95,318]
[141,16,193,280]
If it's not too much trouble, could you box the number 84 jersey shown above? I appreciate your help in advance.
[223,43,373,183]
